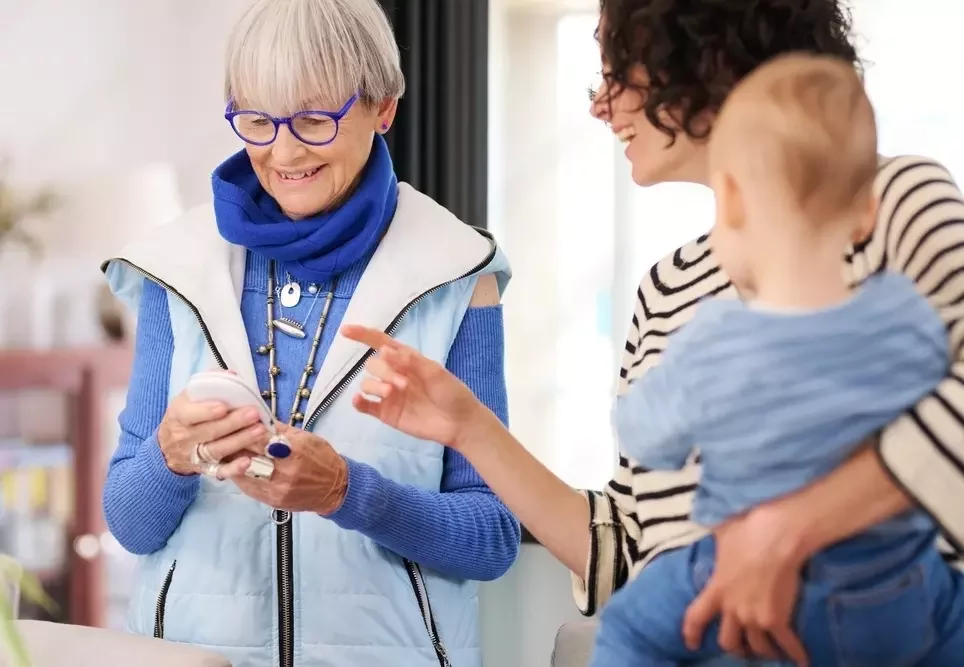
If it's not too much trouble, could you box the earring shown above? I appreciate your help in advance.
[381,122,389,131]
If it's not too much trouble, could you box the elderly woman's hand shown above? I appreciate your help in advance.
[228,424,349,515]
[157,389,269,478]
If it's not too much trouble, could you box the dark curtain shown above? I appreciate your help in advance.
[378,0,489,229]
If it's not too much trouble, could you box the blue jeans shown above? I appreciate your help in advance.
[591,534,964,666]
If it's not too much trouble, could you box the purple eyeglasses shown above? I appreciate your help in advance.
[224,94,359,146]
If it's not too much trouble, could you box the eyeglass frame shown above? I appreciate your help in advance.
[224,93,359,146]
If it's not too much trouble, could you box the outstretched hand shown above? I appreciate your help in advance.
[340,324,486,449]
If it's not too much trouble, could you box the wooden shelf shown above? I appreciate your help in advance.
[0,346,133,628]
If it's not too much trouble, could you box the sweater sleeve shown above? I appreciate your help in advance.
[102,280,199,555]
[328,304,521,581]
[873,156,964,551]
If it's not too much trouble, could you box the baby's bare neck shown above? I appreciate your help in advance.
[748,212,854,311]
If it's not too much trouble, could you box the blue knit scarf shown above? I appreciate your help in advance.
[212,134,398,284]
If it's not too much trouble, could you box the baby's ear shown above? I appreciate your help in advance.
[711,170,745,231]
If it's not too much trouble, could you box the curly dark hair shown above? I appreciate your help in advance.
[597,0,861,143]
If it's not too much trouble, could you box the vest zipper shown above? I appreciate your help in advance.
[303,233,498,430]
[405,560,452,667]
[153,560,176,638]
[110,232,496,666]
[276,517,294,667]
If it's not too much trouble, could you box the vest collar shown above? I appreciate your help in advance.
[103,183,497,419]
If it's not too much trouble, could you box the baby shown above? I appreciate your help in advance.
[591,54,959,666]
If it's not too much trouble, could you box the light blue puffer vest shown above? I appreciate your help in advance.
[103,184,511,667]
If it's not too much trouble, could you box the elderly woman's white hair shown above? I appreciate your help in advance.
[224,0,405,115]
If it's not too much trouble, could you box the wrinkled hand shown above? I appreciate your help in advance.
[226,424,349,515]
[157,382,268,478]
[340,324,486,449]
[683,503,809,666]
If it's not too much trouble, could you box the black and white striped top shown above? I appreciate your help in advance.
[573,156,964,616]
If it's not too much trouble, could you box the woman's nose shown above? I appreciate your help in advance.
[271,124,307,160]
[589,85,610,122]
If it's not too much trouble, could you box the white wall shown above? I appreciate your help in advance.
[0,0,246,207]
[480,545,583,667]
[0,0,257,348]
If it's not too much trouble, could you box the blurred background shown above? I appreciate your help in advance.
[0,0,960,664]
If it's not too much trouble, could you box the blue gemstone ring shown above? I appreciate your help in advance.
[265,436,292,459]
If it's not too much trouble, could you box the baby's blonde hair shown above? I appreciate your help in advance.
[710,53,877,222]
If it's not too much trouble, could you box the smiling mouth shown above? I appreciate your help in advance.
[277,166,322,181]
[615,127,636,144]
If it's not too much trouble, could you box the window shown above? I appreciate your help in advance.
[490,3,615,490]
[853,1,964,179]
[550,13,617,491]
[489,0,962,491]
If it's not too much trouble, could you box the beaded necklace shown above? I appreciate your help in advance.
[257,260,337,426]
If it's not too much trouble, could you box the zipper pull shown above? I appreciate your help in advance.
[271,509,292,525]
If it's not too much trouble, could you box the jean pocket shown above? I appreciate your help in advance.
[690,541,715,592]
[828,563,934,666]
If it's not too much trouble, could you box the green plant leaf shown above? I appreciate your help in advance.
[0,555,58,618]
[16,571,57,617]
[1,228,42,258]
[0,593,31,667]
[0,556,19,579]
[0,162,57,258]
[26,191,58,216]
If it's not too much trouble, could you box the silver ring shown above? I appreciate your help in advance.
[201,461,222,480]
[190,442,218,466]
[198,443,217,463]
[245,455,275,481]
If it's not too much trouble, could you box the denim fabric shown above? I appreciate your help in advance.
[591,534,964,667]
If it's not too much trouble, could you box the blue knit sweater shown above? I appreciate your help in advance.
[103,249,520,581]
[616,271,946,532]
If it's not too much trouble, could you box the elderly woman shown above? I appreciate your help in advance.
[101,1,518,666]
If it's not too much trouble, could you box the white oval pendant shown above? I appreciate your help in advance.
[280,282,301,308]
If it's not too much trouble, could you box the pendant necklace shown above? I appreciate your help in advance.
[279,270,322,307]
[272,269,323,339]
[260,260,336,427]
[258,260,337,517]
[279,276,301,308]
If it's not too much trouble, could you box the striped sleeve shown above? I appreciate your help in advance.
[571,488,623,616]
[874,156,964,551]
